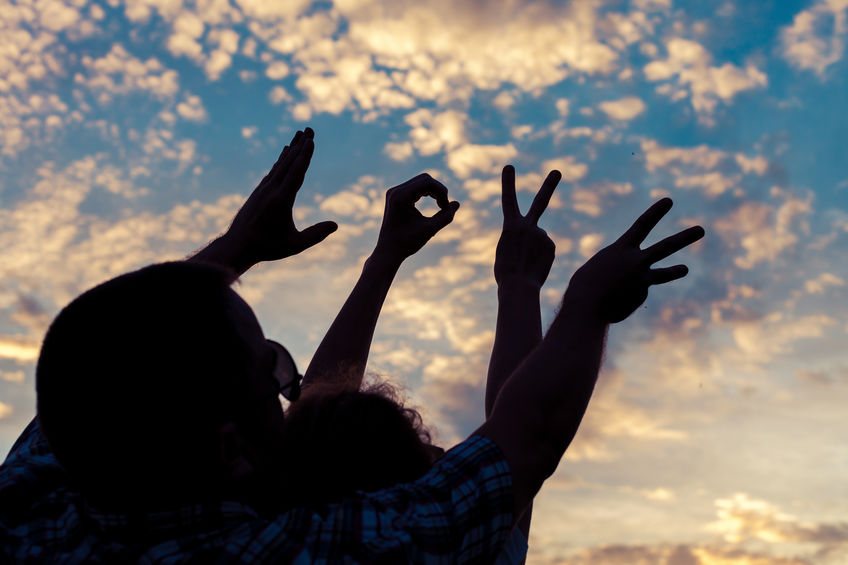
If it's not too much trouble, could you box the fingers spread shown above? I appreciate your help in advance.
[619,197,673,246]
[643,225,705,264]
[501,165,519,220]
[527,169,562,224]
[649,264,689,285]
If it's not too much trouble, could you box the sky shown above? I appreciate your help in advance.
[1,0,847,563]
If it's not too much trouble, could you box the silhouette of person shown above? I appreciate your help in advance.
[0,126,704,563]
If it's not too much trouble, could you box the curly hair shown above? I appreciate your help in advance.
[278,376,439,509]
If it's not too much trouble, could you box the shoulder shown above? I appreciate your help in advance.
[277,434,514,563]
[1,417,65,491]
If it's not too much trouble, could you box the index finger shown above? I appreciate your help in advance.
[396,173,450,209]
[501,165,519,220]
[643,225,705,264]
[618,197,673,246]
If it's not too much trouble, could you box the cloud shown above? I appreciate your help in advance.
[713,193,812,269]
[77,44,180,103]
[412,256,476,288]
[804,272,845,294]
[640,139,728,172]
[234,0,312,21]
[265,60,289,79]
[566,368,687,462]
[0,156,249,345]
[0,370,26,384]
[644,38,767,119]
[404,108,467,156]
[533,493,847,565]
[735,154,769,175]
[205,28,240,79]
[675,172,741,197]
[446,143,517,179]
[319,191,374,217]
[709,493,848,545]
[542,156,589,182]
[571,181,633,217]
[0,92,70,157]
[492,91,516,110]
[384,141,414,161]
[731,313,836,366]
[268,85,291,104]
[637,139,772,198]
[229,0,630,121]
[316,175,385,219]
[0,336,40,364]
[332,0,619,104]
[599,96,646,120]
[578,233,605,258]
[781,0,848,76]
[175,93,208,122]
[547,543,812,565]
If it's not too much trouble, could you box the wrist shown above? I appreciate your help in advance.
[496,275,543,296]
[367,246,406,272]
[191,234,255,277]
[560,282,606,322]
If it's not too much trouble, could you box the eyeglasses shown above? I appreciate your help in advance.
[266,339,302,402]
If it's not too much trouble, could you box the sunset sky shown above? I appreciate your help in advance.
[1,0,847,563]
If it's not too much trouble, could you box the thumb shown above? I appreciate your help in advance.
[429,201,460,233]
[297,221,338,250]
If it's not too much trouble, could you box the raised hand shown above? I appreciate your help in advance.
[373,173,460,264]
[494,166,561,289]
[225,128,338,268]
[566,198,705,323]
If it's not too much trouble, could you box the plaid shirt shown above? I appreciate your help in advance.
[0,418,515,564]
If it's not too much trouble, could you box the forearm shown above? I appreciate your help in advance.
[486,280,542,551]
[476,294,608,520]
[485,280,543,418]
[301,251,401,393]
[523,301,607,473]
[188,234,253,280]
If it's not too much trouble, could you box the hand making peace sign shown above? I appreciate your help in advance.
[494,165,562,289]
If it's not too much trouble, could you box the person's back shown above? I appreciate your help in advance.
[0,415,515,563]
[277,380,530,564]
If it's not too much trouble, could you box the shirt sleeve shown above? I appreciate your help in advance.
[3,417,44,465]
[494,528,529,565]
[287,434,515,564]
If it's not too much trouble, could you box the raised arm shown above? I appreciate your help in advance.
[475,198,705,528]
[486,166,561,549]
[189,128,338,279]
[300,174,460,394]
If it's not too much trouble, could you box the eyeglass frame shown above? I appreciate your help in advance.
[265,339,303,402]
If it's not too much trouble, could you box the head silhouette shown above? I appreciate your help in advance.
[36,262,288,513]
[278,379,437,509]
